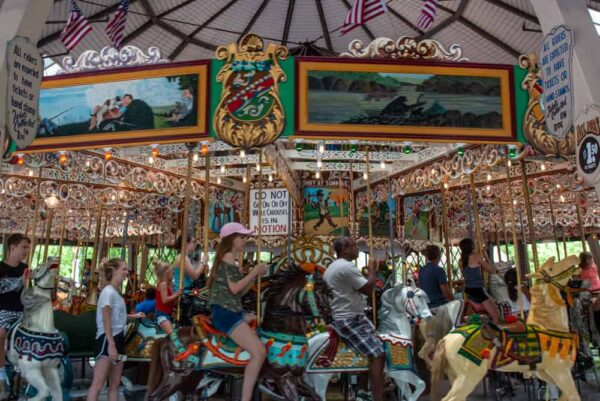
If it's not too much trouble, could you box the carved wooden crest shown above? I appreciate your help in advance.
[213,34,288,149]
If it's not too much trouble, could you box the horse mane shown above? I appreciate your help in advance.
[378,284,403,322]
[20,288,49,327]
[263,263,305,302]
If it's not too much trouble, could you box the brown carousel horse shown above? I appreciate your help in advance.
[146,262,331,401]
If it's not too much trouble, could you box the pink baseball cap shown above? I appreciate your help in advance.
[219,222,255,239]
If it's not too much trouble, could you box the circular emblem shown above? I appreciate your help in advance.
[578,134,600,175]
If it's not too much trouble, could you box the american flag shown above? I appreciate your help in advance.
[60,0,93,51]
[417,0,438,30]
[106,0,129,48]
[342,0,388,36]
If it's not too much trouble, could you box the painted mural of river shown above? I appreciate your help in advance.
[308,87,502,128]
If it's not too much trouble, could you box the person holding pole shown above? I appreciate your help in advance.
[459,238,500,324]
[207,222,268,401]
[173,235,204,293]
[323,237,385,401]
[0,234,31,398]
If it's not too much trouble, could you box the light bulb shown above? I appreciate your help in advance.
[486,185,491,192]
[317,159,323,168]
[240,149,246,159]
[220,165,226,174]
[193,154,199,162]
[28,169,34,177]
[151,145,159,158]
[45,195,59,209]
[217,177,222,184]
[319,142,325,154]
[315,171,320,179]
[380,160,386,169]
[85,160,91,168]
[487,173,492,182]
[256,163,260,172]
[560,195,565,202]
[513,200,517,206]
[111,195,116,201]
[540,162,546,171]
[123,211,127,216]
[363,172,368,180]
[148,156,154,164]
[243,176,247,183]
[443,182,449,190]
[556,184,561,189]
[268,174,273,182]
[507,159,512,167]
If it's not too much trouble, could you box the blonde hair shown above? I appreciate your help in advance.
[101,258,124,282]
[153,260,171,282]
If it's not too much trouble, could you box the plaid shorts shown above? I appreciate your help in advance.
[332,314,384,358]
[0,310,22,330]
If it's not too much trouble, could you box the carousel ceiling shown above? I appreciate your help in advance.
[39,0,570,65]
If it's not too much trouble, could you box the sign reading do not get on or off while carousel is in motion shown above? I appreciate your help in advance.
[540,25,574,140]
[6,36,43,149]
[250,188,290,235]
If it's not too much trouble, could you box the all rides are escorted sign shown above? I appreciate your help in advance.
[250,188,290,236]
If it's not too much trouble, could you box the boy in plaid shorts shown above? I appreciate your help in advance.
[323,237,384,401]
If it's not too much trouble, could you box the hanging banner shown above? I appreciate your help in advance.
[250,188,289,236]
[6,36,43,149]
[540,25,574,140]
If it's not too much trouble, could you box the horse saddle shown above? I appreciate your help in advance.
[193,315,250,366]
[496,320,527,334]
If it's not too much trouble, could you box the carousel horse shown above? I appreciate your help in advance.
[305,284,433,401]
[432,256,581,401]
[417,267,511,369]
[146,262,332,401]
[7,259,66,401]
[124,317,165,359]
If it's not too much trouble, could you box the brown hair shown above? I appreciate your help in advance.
[101,258,124,282]
[579,252,594,270]
[7,233,31,251]
[207,234,238,291]
[153,260,171,282]
[425,245,441,262]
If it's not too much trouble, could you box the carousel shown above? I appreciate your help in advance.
[1,1,600,400]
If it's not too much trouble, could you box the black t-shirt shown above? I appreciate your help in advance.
[0,261,27,312]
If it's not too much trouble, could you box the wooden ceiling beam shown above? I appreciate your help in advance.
[169,0,240,60]
[387,4,424,35]
[315,0,333,53]
[281,0,296,46]
[481,0,539,24]
[156,20,216,51]
[418,0,469,40]
[239,0,271,39]
[458,16,521,57]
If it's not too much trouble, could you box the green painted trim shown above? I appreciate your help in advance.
[514,65,528,144]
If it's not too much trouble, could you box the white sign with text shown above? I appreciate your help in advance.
[540,25,574,140]
[6,36,42,149]
[250,188,289,235]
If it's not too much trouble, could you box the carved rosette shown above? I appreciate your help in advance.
[519,53,577,157]
[341,37,468,62]
[213,34,288,149]
[57,46,168,74]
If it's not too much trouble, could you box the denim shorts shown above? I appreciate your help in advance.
[210,304,245,335]
[156,311,173,325]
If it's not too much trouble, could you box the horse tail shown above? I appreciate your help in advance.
[145,337,166,401]
[431,338,447,400]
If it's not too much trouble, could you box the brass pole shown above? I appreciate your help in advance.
[28,167,43,268]
[498,197,510,259]
[505,158,524,320]
[57,208,67,264]
[256,150,264,323]
[494,223,502,262]
[339,176,345,237]
[42,208,54,263]
[468,175,485,259]
[440,184,453,292]
[365,151,377,324]
[203,151,210,269]
[241,166,251,268]
[349,160,355,239]
[88,207,104,303]
[176,148,194,322]
[548,195,561,260]
[519,160,539,271]
[575,194,587,253]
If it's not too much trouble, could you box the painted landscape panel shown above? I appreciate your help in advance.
[307,71,502,129]
[303,187,349,236]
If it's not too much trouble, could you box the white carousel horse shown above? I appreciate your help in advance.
[8,259,65,401]
[432,256,581,401]
[418,269,511,368]
[305,284,433,401]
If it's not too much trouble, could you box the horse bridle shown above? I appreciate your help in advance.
[34,265,57,291]
[403,288,423,323]
[539,264,579,292]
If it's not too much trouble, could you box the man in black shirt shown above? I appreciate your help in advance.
[0,234,31,397]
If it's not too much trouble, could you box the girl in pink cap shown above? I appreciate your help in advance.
[207,222,268,401]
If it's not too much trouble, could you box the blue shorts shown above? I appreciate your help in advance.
[210,304,245,336]
[156,311,173,325]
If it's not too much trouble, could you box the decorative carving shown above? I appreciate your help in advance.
[519,53,578,157]
[213,34,288,149]
[342,37,468,62]
[57,46,167,74]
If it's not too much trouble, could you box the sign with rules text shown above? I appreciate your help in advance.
[6,36,42,149]
[250,188,289,235]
